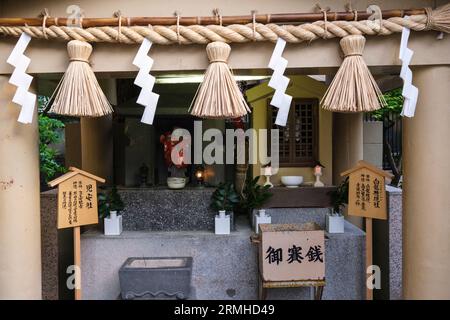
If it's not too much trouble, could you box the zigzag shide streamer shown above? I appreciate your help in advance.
[132,38,159,125]
[6,32,36,124]
[399,21,419,117]
[267,38,292,126]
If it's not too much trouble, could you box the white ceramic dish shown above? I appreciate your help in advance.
[281,176,304,188]
[167,177,187,189]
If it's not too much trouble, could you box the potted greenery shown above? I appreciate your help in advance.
[99,185,125,235]
[239,175,273,225]
[327,177,349,233]
[210,182,240,234]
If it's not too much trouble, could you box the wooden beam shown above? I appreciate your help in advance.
[0,9,426,27]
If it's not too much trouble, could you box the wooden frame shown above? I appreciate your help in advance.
[267,98,319,167]
[250,232,325,300]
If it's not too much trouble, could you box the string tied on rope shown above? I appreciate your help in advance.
[213,8,223,27]
[174,10,181,44]
[39,8,50,39]
[113,10,123,42]
[251,10,257,41]
[316,4,330,39]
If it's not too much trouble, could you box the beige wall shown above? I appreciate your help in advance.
[0,0,449,76]
[247,75,332,185]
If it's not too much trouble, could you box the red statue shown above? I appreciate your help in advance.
[160,130,188,169]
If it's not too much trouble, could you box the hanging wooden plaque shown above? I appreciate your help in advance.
[341,160,393,220]
[48,167,104,229]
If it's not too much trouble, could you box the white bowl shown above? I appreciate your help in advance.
[281,176,303,188]
[167,177,187,189]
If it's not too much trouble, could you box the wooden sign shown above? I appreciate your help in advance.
[259,223,325,282]
[340,160,393,301]
[48,167,105,229]
[341,160,393,220]
[48,167,105,300]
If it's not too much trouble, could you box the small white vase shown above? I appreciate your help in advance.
[104,211,123,236]
[215,210,230,235]
[254,209,271,234]
[326,212,344,233]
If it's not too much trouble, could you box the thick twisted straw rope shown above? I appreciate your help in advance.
[0,14,432,44]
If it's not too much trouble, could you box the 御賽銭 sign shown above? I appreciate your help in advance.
[341,160,393,220]
[259,223,325,282]
[48,167,105,229]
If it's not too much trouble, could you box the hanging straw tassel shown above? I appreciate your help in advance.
[48,40,113,117]
[189,41,251,119]
[320,35,386,112]
[425,3,450,33]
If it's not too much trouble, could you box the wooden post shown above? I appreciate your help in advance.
[0,76,41,299]
[365,217,373,300]
[73,226,82,300]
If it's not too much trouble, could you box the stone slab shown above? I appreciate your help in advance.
[81,218,365,300]
[118,188,216,231]
[373,186,403,300]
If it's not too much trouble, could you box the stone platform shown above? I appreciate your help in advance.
[118,187,216,231]
[81,218,365,300]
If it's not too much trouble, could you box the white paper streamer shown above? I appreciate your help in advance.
[6,33,36,124]
[399,18,418,117]
[132,38,159,125]
[267,38,292,126]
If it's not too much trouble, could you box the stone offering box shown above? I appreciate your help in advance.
[119,257,193,300]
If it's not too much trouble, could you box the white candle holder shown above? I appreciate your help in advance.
[264,174,273,188]
[314,171,325,187]
[262,167,273,188]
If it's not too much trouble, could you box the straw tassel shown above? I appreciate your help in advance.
[189,41,250,119]
[320,35,386,113]
[425,3,450,33]
[48,40,113,117]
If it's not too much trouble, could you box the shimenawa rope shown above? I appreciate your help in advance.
[0,4,449,44]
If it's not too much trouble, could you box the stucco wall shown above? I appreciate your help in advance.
[246,75,332,185]
[0,0,449,76]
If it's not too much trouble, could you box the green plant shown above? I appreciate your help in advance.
[239,175,273,214]
[369,88,404,186]
[38,96,66,183]
[210,182,240,211]
[98,186,125,218]
[330,177,349,215]
[369,88,403,121]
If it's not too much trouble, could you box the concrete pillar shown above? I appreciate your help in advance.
[80,79,115,184]
[332,113,364,228]
[403,66,450,299]
[0,76,42,299]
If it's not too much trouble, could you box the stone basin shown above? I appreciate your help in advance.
[119,257,193,300]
